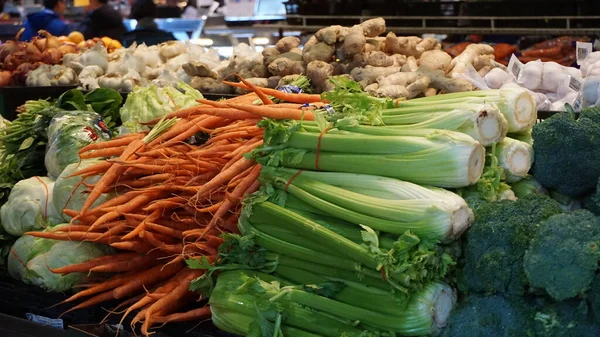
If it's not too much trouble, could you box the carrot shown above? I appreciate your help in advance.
[145,222,184,239]
[200,165,261,238]
[60,269,144,304]
[121,209,161,241]
[117,273,184,329]
[24,231,112,243]
[71,161,112,178]
[90,254,162,273]
[141,231,183,254]
[222,81,323,103]
[110,240,154,253]
[112,261,184,299]
[153,306,211,325]
[147,115,210,147]
[89,192,159,230]
[159,116,229,148]
[76,119,175,217]
[46,224,90,232]
[226,102,315,120]
[141,270,204,335]
[60,290,116,317]
[79,146,127,159]
[78,134,142,154]
[50,253,138,274]
[235,73,274,105]
[190,157,254,203]
[222,141,263,171]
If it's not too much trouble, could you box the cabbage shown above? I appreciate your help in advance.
[45,110,112,179]
[53,159,113,221]
[0,177,63,236]
[8,226,108,292]
[119,82,203,134]
[7,235,34,281]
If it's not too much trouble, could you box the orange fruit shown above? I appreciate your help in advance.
[68,31,84,44]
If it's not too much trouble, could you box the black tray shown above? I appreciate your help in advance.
[0,273,237,337]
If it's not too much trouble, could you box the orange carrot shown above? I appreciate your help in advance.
[110,240,154,253]
[79,146,127,159]
[121,209,161,241]
[145,222,184,239]
[191,157,254,203]
[112,261,184,299]
[50,253,137,274]
[200,165,261,238]
[235,73,274,105]
[222,81,323,103]
[153,306,211,325]
[141,270,203,335]
[60,290,116,317]
[225,102,315,120]
[159,116,228,148]
[78,134,142,154]
[147,115,210,148]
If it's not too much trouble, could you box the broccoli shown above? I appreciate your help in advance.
[460,194,563,296]
[531,106,600,198]
[590,274,600,324]
[532,298,600,337]
[524,210,600,301]
[440,295,534,337]
[582,177,600,216]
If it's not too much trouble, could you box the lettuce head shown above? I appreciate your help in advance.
[0,176,62,236]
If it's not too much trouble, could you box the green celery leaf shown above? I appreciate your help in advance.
[302,281,346,298]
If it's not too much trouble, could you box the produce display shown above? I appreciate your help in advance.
[0,15,599,337]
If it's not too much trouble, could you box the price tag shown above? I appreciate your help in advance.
[225,0,256,18]
[25,313,64,329]
[507,54,523,80]
[576,41,593,66]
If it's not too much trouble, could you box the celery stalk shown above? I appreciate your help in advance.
[380,102,508,146]
[494,136,534,183]
[391,87,537,133]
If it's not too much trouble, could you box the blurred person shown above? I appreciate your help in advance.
[121,0,175,47]
[20,0,70,40]
[78,0,127,40]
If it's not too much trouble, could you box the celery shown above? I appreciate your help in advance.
[380,102,508,146]
[259,168,473,241]
[254,120,485,188]
[392,87,537,133]
[494,136,534,183]
[211,270,456,337]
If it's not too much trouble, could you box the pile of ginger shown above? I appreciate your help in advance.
[257,17,502,99]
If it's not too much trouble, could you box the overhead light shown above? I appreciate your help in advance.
[252,37,270,46]
[190,38,214,46]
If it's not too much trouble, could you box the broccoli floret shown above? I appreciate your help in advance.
[590,274,600,324]
[582,177,600,216]
[531,106,600,198]
[460,194,563,296]
[532,299,600,337]
[524,210,600,301]
[440,295,534,337]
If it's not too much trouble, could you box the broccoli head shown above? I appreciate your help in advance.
[582,177,600,216]
[524,210,600,301]
[440,295,534,337]
[460,194,563,296]
[590,273,600,324]
[532,298,600,337]
[532,106,600,198]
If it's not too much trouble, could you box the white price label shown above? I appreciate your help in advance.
[25,313,64,329]
[576,41,593,66]
[507,54,523,80]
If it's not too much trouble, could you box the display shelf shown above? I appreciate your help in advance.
[255,15,600,35]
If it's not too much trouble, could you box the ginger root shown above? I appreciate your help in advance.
[367,51,394,67]
[449,43,495,77]
[303,42,335,63]
[384,33,437,58]
[276,36,300,53]
[401,56,419,72]
[307,60,334,92]
[342,25,366,58]
[360,17,386,38]
[268,58,305,76]
[350,65,402,87]
[315,25,349,44]
[419,50,452,73]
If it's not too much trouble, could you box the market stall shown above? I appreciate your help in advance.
[0,6,599,337]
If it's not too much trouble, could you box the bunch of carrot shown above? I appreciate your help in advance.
[23,77,325,335]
